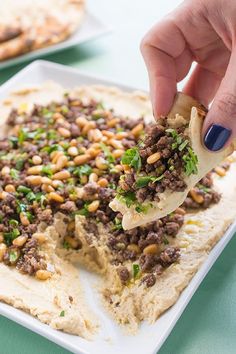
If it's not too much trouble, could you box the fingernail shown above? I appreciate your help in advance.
[204,124,231,151]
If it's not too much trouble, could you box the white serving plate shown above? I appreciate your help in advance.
[0,60,236,354]
[0,12,110,70]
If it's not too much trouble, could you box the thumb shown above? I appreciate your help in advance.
[203,50,236,152]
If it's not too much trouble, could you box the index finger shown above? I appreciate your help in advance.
[140,17,190,117]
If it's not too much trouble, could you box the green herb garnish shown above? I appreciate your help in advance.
[10,168,19,180]
[121,148,141,171]
[132,264,141,279]
[183,147,198,176]
[118,191,136,208]
[100,143,115,164]
[41,165,53,177]
[135,174,164,188]
[63,241,70,250]
[17,185,32,194]
[9,250,19,263]
[59,310,65,317]
[4,229,20,246]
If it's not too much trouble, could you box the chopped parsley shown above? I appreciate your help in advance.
[132,264,141,279]
[3,229,20,246]
[135,174,164,188]
[10,168,19,180]
[72,164,92,178]
[59,310,65,317]
[41,165,53,177]
[100,143,115,164]
[121,148,141,171]
[17,185,32,194]
[9,250,19,263]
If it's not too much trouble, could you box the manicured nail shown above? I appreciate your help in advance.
[204,124,231,151]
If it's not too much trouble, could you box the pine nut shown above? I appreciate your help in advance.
[147,152,161,164]
[102,130,114,138]
[88,129,103,142]
[58,127,71,138]
[56,155,68,170]
[68,146,78,157]
[48,192,64,203]
[76,116,88,127]
[70,139,78,147]
[76,187,84,199]
[0,243,7,262]
[64,235,80,249]
[53,112,64,120]
[32,155,42,165]
[41,184,55,193]
[190,189,204,204]
[87,148,101,158]
[215,166,226,177]
[35,270,52,281]
[113,149,124,159]
[52,170,71,180]
[123,164,131,173]
[52,180,64,189]
[113,164,124,173]
[74,154,91,165]
[26,175,42,185]
[27,165,42,175]
[107,118,119,127]
[0,233,3,243]
[87,200,100,212]
[131,123,144,137]
[41,177,52,185]
[20,212,30,226]
[97,178,109,187]
[143,244,160,255]
[80,175,88,184]
[52,151,64,164]
[67,221,75,232]
[0,191,9,200]
[5,184,16,193]
[109,138,123,150]
[127,244,141,254]
[91,143,101,150]
[1,166,10,175]
[32,233,46,244]
[175,207,186,215]
[13,235,28,247]
[89,172,98,183]
[95,156,108,170]
[115,131,128,140]
[82,122,96,135]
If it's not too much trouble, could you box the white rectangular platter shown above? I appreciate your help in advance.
[0,60,235,354]
[0,12,110,70]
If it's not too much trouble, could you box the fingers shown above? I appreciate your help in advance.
[203,49,236,151]
[141,17,192,118]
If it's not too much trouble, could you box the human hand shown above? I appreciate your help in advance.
[141,0,236,151]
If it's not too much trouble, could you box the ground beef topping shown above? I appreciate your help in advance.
[116,121,199,210]
[0,93,228,286]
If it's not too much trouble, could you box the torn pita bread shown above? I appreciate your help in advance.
[110,93,236,230]
[0,0,85,61]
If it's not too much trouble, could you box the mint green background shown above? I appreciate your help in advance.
[1,1,236,353]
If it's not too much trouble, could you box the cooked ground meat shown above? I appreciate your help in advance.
[117,266,130,284]
[142,273,156,287]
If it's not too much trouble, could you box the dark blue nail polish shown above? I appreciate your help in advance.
[204,124,231,151]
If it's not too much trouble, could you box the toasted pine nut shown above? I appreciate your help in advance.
[95,156,108,170]
[52,151,64,164]
[0,191,9,200]
[143,244,160,255]
[115,131,128,140]
[109,138,123,150]
[67,221,75,232]
[48,192,64,203]
[89,172,98,183]
[53,112,64,120]
[58,127,71,138]
[32,155,42,165]
[80,175,88,184]
[26,175,42,185]
[102,130,114,138]
[88,129,103,142]
[76,116,88,127]
[64,235,81,249]
[0,243,7,262]
[87,148,100,158]
[70,139,78,147]
[76,187,84,199]
[27,165,42,175]
[215,166,226,177]
[87,200,100,212]
[41,184,55,193]
[56,155,68,170]
[74,154,91,165]
[127,244,141,254]
[1,166,10,175]
[35,270,52,280]
[32,233,46,244]
[82,122,96,135]
[131,123,144,137]
[52,170,71,180]
[122,164,131,173]
[67,161,75,167]
[41,176,52,185]
[91,143,101,150]
[190,189,204,204]
[68,146,78,157]
[107,118,119,127]
[20,212,30,226]
[52,180,64,189]
[113,149,124,159]
[97,178,109,187]
[147,152,161,164]
[13,235,28,247]
[57,119,70,129]
[0,233,3,243]
[175,207,186,215]
[5,184,16,193]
